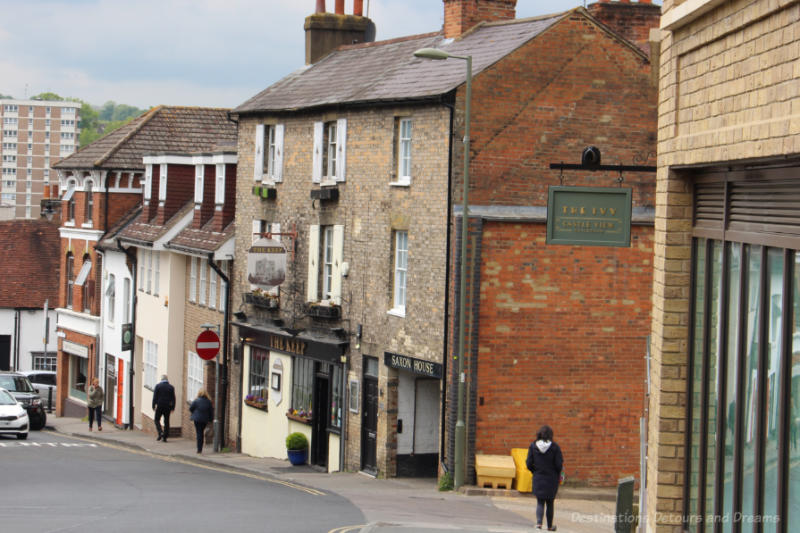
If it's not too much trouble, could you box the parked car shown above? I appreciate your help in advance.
[21,370,57,409]
[0,387,29,439]
[0,372,46,430]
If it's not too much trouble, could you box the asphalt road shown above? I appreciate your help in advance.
[0,431,365,533]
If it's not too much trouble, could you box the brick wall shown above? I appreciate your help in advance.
[649,0,800,531]
[233,105,450,475]
[443,0,516,38]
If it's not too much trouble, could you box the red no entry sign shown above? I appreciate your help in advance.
[196,329,220,360]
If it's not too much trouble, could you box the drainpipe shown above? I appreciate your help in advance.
[208,255,230,449]
[117,240,137,429]
[13,310,20,371]
[440,95,455,468]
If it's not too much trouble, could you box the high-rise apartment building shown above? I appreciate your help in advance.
[0,99,79,220]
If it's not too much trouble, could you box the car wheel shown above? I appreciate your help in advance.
[31,414,46,431]
[17,433,28,440]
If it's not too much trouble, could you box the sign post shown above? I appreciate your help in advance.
[197,325,221,452]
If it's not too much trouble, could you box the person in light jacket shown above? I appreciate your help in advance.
[526,425,564,531]
[189,389,213,454]
[87,377,104,431]
[152,375,176,442]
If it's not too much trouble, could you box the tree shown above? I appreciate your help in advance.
[31,92,65,101]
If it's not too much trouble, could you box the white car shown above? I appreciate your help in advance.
[0,387,29,440]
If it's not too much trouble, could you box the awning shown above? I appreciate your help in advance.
[74,260,92,287]
[105,278,115,297]
[62,187,75,202]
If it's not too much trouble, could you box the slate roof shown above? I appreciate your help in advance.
[0,220,60,309]
[167,221,234,255]
[54,106,237,171]
[234,13,566,114]
[117,202,194,247]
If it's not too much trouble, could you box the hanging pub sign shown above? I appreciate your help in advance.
[247,237,287,289]
[546,186,632,247]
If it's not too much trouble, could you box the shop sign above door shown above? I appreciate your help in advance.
[384,352,443,379]
[546,186,632,247]
[247,237,287,289]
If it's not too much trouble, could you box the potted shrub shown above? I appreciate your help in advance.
[286,432,309,465]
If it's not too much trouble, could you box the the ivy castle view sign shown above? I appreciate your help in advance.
[546,186,632,247]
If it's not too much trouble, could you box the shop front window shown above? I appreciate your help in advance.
[291,358,314,420]
[330,365,342,429]
[70,355,87,401]
[688,239,706,530]
[789,258,800,527]
[247,348,268,410]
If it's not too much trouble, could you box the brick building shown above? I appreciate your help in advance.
[0,99,79,220]
[648,0,800,531]
[229,0,659,484]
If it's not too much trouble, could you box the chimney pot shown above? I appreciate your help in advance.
[316,0,325,13]
[335,0,344,14]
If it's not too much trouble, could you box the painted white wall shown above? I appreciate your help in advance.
[0,307,57,372]
[241,347,292,460]
[136,249,185,426]
[328,434,340,472]
[99,248,133,425]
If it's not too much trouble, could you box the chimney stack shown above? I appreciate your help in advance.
[586,0,660,57]
[443,0,517,39]
[305,0,375,64]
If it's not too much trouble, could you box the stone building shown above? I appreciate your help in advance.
[229,0,660,485]
[648,0,800,531]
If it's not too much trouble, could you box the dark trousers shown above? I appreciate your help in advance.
[194,421,207,452]
[154,405,171,440]
[88,406,102,428]
[536,497,554,528]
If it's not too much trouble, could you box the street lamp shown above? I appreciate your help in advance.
[413,47,472,490]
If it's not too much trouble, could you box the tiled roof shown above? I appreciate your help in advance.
[234,13,565,113]
[97,206,143,251]
[54,106,237,171]
[0,220,60,309]
[117,202,194,246]
[167,222,234,255]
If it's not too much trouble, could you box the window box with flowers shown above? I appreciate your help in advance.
[286,408,312,424]
[304,301,341,319]
[245,393,268,411]
[245,289,279,309]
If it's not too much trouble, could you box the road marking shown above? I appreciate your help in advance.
[328,526,366,533]
[0,441,98,447]
[40,430,324,496]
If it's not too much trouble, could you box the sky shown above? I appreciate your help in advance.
[0,0,655,110]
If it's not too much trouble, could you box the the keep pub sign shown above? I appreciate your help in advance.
[546,186,632,247]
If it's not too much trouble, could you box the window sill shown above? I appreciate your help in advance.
[389,180,410,188]
[387,307,406,318]
[320,179,337,187]
[81,223,93,229]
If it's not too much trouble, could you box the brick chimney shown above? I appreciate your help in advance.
[305,0,375,65]
[443,0,517,39]
[587,0,661,57]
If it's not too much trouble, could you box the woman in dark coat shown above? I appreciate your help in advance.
[189,389,213,454]
[526,425,564,531]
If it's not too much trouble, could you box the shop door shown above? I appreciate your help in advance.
[361,375,378,473]
[311,375,329,468]
[0,336,10,371]
[117,359,125,426]
[104,354,116,418]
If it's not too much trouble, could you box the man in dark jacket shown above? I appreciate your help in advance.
[152,375,175,442]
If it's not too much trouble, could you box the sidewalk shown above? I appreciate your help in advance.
[45,416,619,532]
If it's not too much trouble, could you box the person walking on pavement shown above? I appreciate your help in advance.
[189,389,213,454]
[526,424,564,531]
[87,377,104,431]
[152,374,175,442]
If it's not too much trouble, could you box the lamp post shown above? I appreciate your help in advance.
[413,47,471,490]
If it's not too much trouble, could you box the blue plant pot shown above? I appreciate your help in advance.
[287,448,308,465]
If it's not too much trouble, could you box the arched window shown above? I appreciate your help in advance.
[85,181,93,224]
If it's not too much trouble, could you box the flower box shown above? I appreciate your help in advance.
[305,302,341,319]
[245,292,279,309]
[244,395,268,411]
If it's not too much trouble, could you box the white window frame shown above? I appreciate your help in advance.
[189,257,197,302]
[391,230,408,316]
[123,278,131,323]
[106,273,116,324]
[254,124,284,184]
[307,224,344,304]
[312,119,346,183]
[146,250,152,294]
[187,351,204,402]
[154,251,160,296]
[199,259,207,306]
[396,118,412,185]
[144,340,158,389]
[209,262,217,310]
[322,226,334,301]
[220,261,228,314]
